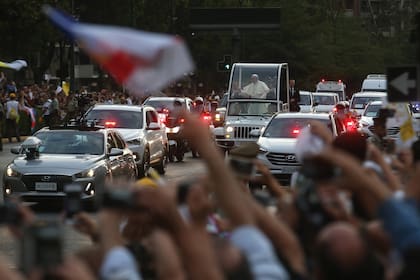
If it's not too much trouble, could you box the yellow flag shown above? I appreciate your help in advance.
[400,118,415,142]
[62,81,69,96]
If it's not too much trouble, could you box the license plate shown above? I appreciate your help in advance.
[35,182,57,191]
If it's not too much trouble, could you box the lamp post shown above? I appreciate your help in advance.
[69,0,75,93]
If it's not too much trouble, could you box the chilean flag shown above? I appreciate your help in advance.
[43,5,194,96]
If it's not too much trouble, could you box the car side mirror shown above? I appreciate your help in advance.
[250,129,261,138]
[147,122,160,130]
[11,146,21,154]
[109,148,124,157]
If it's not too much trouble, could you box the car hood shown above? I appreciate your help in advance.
[258,137,297,153]
[11,154,103,175]
[226,116,271,126]
[113,128,144,141]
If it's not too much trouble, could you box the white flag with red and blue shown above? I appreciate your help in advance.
[43,5,194,96]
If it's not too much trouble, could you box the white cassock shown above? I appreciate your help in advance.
[242,81,270,99]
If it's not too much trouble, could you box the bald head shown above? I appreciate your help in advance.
[316,222,366,270]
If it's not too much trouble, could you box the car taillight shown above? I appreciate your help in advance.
[105,121,116,128]
[292,128,300,135]
[158,113,167,124]
[179,118,185,124]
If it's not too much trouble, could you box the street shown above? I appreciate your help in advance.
[0,141,206,268]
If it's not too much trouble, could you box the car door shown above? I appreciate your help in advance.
[145,108,163,163]
[106,131,124,180]
[112,131,135,179]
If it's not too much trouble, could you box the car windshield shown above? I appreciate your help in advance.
[313,95,336,105]
[34,131,104,155]
[263,118,332,138]
[144,99,186,112]
[363,104,382,117]
[227,101,278,116]
[299,94,311,105]
[84,109,143,129]
[351,96,386,109]
[230,65,278,100]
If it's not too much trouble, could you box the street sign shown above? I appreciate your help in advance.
[387,66,419,102]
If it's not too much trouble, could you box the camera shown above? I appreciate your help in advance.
[0,200,22,226]
[228,156,256,180]
[64,184,83,219]
[20,219,63,274]
[99,189,138,210]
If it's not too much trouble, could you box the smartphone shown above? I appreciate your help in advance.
[300,157,338,181]
[229,156,256,180]
[64,184,83,219]
[20,219,63,274]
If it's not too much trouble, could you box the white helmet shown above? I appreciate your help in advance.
[194,96,204,103]
[213,95,220,101]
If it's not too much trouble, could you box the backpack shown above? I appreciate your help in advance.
[9,107,18,120]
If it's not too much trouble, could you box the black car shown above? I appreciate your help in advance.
[3,125,138,203]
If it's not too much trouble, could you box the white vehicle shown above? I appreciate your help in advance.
[214,63,290,151]
[312,92,339,113]
[298,91,314,113]
[359,101,415,140]
[316,79,346,101]
[83,104,168,177]
[349,91,387,116]
[361,74,387,92]
[256,112,339,185]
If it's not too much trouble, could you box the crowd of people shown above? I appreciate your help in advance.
[0,107,417,279]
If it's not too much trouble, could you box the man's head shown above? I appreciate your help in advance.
[251,74,259,84]
[315,222,384,280]
[372,117,387,138]
[289,79,296,87]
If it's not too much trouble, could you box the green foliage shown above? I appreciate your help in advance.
[0,0,417,95]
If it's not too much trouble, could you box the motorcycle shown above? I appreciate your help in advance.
[165,114,187,162]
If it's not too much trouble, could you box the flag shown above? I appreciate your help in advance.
[0,60,27,71]
[43,5,194,97]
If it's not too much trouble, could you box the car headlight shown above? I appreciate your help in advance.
[6,164,20,177]
[259,147,268,154]
[226,126,234,133]
[75,168,95,178]
[166,126,180,133]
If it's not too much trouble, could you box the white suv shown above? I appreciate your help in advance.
[83,104,168,177]
[257,112,339,185]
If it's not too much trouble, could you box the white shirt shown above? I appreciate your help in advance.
[6,100,19,119]
[100,246,142,280]
[42,99,52,116]
[230,225,290,280]
[242,81,270,99]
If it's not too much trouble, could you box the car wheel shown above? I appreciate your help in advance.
[156,149,167,175]
[168,146,175,162]
[139,148,150,178]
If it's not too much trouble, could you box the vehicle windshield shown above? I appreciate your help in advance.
[143,99,186,112]
[84,109,143,129]
[34,131,104,155]
[351,96,386,110]
[363,104,382,117]
[227,101,278,116]
[230,65,278,100]
[263,118,332,138]
[313,95,336,105]
[298,94,312,105]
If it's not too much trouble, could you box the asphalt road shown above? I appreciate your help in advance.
[0,141,207,268]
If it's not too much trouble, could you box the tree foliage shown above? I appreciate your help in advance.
[0,0,417,94]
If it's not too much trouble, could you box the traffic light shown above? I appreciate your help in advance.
[217,55,232,72]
